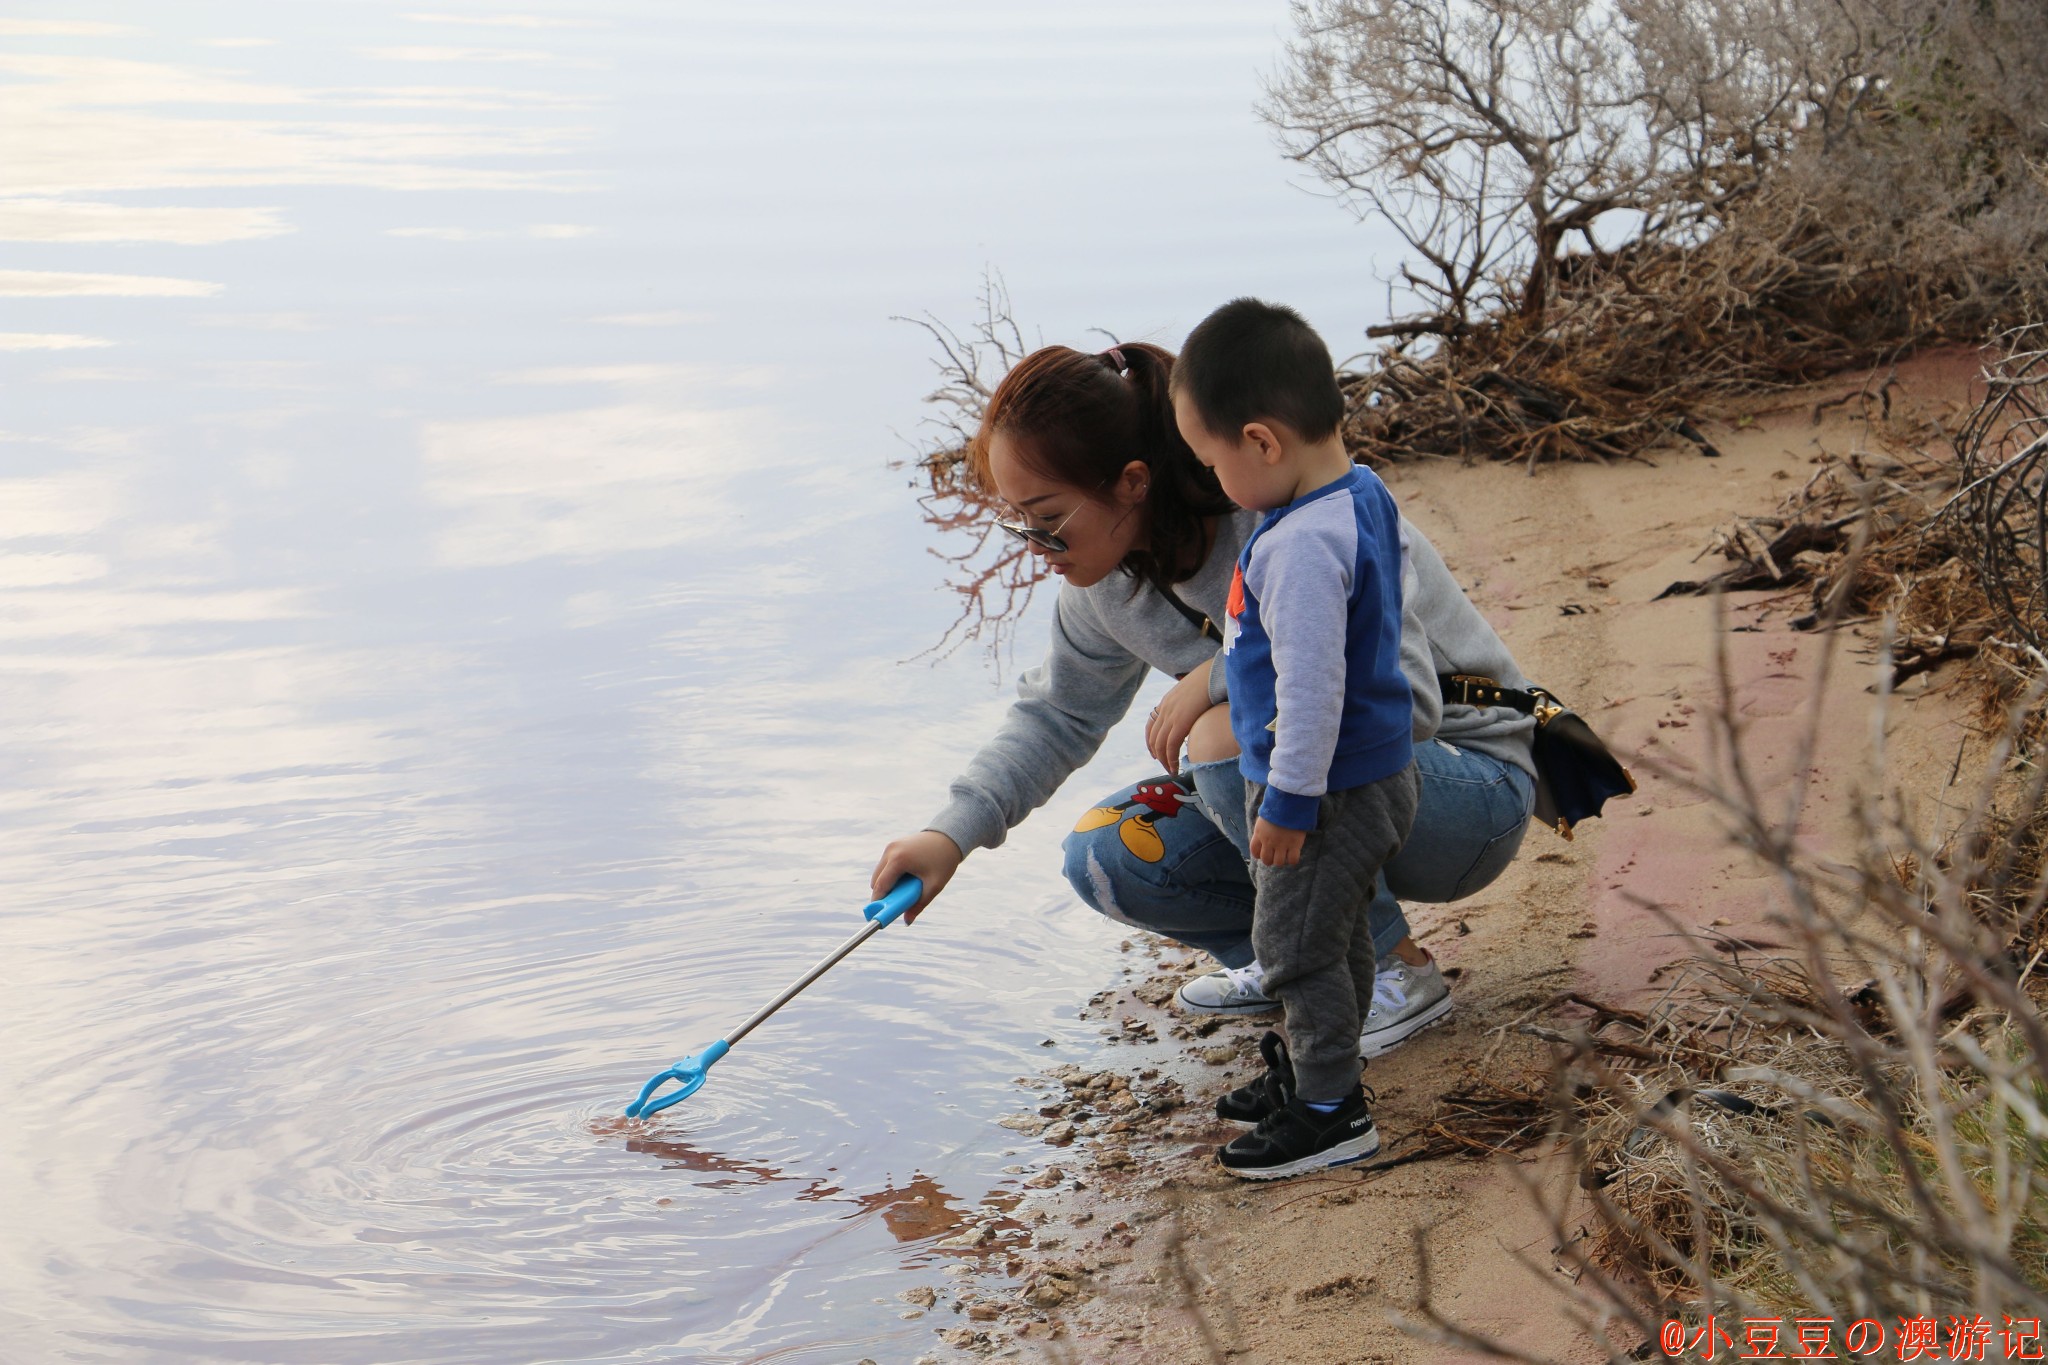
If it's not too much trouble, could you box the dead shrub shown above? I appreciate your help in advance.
[1270,0,2048,467]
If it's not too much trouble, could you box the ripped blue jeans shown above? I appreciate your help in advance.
[1060,739,1535,969]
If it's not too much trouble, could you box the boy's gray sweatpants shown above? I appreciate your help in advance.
[1245,762,1420,1102]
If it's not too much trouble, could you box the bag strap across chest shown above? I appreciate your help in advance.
[1158,584,1224,643]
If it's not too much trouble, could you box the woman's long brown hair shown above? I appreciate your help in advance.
[967,342,1234,594]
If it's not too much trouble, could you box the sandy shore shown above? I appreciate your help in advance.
[909,353,1991,1364]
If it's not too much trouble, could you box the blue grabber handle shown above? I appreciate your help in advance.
[861,875,922,928]
[624,876,924,1119]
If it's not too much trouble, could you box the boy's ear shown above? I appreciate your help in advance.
[1242,420,1284,465]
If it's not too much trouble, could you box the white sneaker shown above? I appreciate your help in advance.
[1175,962,1279,1015]
[1358,956,1453,1057]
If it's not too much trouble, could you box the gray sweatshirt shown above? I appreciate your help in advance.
[926,509,1535,856]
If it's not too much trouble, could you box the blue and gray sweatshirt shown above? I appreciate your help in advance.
[1224,466,1413,831]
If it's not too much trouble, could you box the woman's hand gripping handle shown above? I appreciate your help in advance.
[870,829,964,925]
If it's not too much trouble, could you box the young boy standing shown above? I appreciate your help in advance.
[1170,298,1420,1180]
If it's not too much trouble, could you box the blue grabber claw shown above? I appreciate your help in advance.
[621,876,921,1119]
[626,1040,729,1118]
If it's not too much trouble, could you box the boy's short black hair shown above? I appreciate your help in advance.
[1174,298,1344,442]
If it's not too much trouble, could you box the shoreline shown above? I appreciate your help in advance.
[913,351,1992,1363]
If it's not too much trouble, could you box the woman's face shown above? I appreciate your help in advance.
[986,431,1148,590]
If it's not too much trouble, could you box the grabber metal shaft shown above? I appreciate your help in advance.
[624,875,923,1118]
[725,915,887,1048]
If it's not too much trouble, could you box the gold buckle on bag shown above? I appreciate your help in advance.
[1447,673,1501,707]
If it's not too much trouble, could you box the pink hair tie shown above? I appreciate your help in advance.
[1104,346,1128,373]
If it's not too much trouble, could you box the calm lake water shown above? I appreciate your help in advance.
[1,5,1392,1360]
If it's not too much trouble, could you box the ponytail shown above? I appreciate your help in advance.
[1114,344,1234,591]
[971,342,1234,594]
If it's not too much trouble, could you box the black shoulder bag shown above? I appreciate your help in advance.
[1439,674,1636,840]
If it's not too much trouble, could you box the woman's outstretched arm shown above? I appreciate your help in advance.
[870,588,1150,920]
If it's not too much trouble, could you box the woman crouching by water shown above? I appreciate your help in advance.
[870,341,1538,1056]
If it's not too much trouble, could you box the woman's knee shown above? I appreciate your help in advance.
[1060,827,1176,931]
[1185,703,1238,765]
[1060,826,1113,912]
[1060,807,1253,937]
[1060,810,1168,918]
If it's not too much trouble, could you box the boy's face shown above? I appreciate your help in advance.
[1172,387,1291,511]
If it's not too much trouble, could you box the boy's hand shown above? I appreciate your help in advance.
[1144,658,1216,773]
[1250,818,1305,867]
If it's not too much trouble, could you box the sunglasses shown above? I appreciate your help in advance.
[993,479,1112,555]
[994,504,1086,554]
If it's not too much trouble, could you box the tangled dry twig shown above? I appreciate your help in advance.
[1949,327,2048,658]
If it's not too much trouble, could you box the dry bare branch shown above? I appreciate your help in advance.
[893,269,1047,662]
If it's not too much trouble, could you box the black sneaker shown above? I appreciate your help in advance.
[1216,1087,1380,1181]
[1216,1030,1295,1123]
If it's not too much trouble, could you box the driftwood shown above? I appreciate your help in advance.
[1654,519,1855,600]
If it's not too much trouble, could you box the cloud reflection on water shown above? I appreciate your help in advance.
[361,45,567,64]
[402,13,593,29]
[0,268,222,297]
[0,19,135,37]
[423,365,793,568]
[0,332,113,350]
[0,468,122,538]
[0,392,383,933]
[385,222,597,240]
[0,51,587,200]
[0,199,290,244]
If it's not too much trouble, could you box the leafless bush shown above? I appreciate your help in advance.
[1267,0,1831,336]
[893,270,1043,659]
[1772,1,2048,332]
[1268,0,2048,467]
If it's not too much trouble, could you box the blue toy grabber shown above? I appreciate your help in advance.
[624,875,923,1119]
